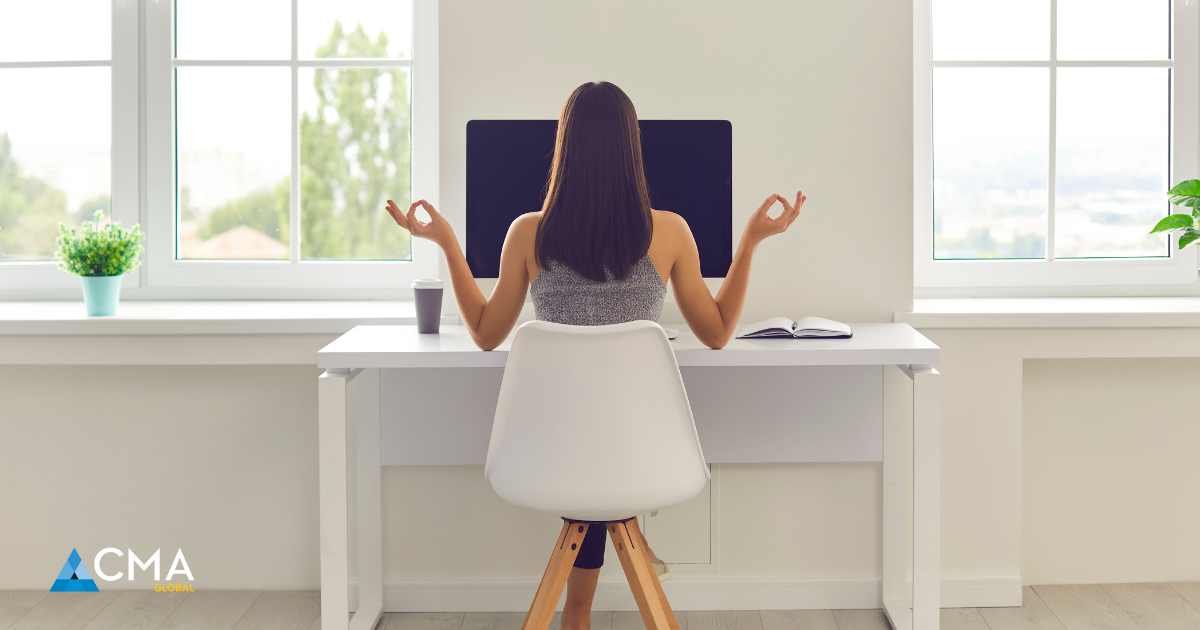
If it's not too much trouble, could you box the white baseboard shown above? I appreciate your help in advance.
[940,576,1024,608]
[349,576,1022,612]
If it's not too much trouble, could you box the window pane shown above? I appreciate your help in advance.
[1058,0,1169,61]
[299,0,412,59]
[934,68,1049,259]
[177,68,291,260]
[176,0,290,60]
[932,0,1048,60]
[0,68,110,261]
[1055,68,1169,258]
[299,66,411,260]
[0,2,110,62]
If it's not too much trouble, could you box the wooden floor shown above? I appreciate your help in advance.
[2,583,1199,630]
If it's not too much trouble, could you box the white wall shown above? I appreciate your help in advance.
[0,365,322,590]
[918,329,1024,582]
[381,462,885,583]
[438,0,915,324]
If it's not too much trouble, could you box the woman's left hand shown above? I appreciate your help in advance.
[385,199,456,249]
[742,190,805,245]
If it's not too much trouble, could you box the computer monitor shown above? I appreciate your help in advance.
[465,119,732,278]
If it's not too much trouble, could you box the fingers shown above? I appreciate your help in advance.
[385,200,410,230]
[406,201,425,230]
[404,199,443,229]
[759,190,805,236]
[754,194,778,217]
[418,199,442,220]
[785,191,805,228]
[748,189,806,239]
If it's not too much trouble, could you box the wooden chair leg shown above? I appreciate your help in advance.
[630,520,681,630]
[521,521,590,630]
[609,518,676,630]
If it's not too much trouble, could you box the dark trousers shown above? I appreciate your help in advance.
[573,522,607,569]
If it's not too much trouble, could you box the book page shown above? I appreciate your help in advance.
[794,316,852,335]
[737,317,797,337]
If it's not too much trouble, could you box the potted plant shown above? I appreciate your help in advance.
[1150,180,1200,248]
[55,210,145,316]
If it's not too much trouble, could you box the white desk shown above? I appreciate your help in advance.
[316,324,942,630]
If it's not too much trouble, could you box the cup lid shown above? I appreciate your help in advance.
[412,278,443,289]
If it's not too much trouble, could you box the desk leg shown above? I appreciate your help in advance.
[913,367,941,630]
[885,366,941,630]
[320,369,381,630]
[354,369,384,630]
[882,367,909,613]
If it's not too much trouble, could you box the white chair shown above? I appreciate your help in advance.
[485,320,709,630]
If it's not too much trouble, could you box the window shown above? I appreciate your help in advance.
[0,0,437,297]
[915,0,1198,292]
[0,1,137,291]
[147,0,438,292]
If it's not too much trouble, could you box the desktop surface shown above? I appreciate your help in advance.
[465,119,733,278]
[317,323,940,369]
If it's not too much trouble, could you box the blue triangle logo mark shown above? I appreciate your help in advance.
[50,548,99,592]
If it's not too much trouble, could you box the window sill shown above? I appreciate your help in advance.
[896,297,1200,329]
[0,300,454,336]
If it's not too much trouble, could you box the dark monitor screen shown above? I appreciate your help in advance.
[466,119,732,278]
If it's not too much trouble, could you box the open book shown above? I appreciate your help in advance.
[736,316,853,339]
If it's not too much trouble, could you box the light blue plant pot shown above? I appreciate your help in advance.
[80,275,123,317]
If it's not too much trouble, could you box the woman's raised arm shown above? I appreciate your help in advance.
[385,199,531,350]
[667,191,805,349]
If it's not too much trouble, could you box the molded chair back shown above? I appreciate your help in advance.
[485,320,709,521]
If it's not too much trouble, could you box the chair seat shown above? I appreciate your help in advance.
[493,481,702,523]
[559,509,650,522]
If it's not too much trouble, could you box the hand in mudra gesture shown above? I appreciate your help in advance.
[385,199,456,249]
[743,190,805,245]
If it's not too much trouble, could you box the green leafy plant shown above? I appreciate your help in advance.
[1150,180,1200,248]
[55,210,144,277]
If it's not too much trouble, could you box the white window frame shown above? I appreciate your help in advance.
[914,0,1199,295]
[144,0,439,295]
[0,0,140,292]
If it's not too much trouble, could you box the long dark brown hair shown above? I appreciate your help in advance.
[534,82,653,282]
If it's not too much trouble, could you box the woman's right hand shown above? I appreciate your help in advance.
[385,199,456,250]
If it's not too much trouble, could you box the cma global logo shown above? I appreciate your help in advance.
[50,548,194,592]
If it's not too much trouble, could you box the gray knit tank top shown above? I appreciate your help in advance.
[530,253,666,326]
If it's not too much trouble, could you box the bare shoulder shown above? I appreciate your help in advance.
[507,211,543,243]
[651,209,695,244]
